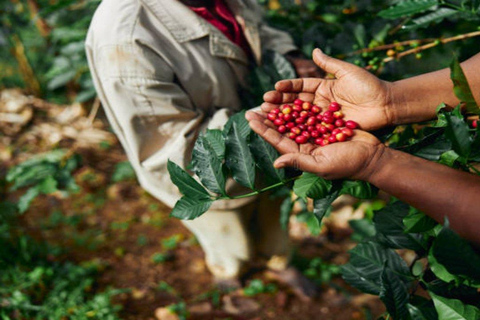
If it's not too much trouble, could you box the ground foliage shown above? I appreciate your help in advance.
[2,0,480,319]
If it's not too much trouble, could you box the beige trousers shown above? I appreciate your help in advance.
[182,195,290,280]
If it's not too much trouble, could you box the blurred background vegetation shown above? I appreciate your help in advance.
[1,0,479,319]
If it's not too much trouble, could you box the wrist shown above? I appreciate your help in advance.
[355,144,390,183]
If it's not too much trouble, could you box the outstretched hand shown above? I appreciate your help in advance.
[262,48,395,131]
[245,110,385,181]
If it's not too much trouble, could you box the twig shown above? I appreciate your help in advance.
[339,38,435,58]
[372,30,480,68]
[87,97,101,125]
[10,34,41,96]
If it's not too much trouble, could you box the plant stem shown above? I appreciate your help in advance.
[467,163,480,176]
[216,176,298,200]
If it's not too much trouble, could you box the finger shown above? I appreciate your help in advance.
[274,153,320,173]
[245,110,267,123]
[262,92,316,106]
[275,78,321,93]
[260,102,279,113]
[248,120,299,154]
[312,48,358,79]
[263,90,283,104]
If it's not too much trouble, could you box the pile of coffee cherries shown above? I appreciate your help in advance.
[267,99,358,146]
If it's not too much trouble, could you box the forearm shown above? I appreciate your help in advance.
[367,147,480,244]
[390,53,480,125]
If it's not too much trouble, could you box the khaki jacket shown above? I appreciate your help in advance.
[86,0,297,209]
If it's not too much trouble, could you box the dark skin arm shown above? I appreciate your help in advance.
[247,48,480,244]
[246,111,480,245]
[261,49,480,129]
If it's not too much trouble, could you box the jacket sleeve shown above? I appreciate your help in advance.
[86,43,253,209]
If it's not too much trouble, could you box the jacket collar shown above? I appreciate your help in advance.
[139,0,260,64]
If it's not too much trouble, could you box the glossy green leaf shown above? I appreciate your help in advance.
[38,176,58,194]
[312,188,340,221]
[249,132,285,183]
[225,112,256,189]
[450,58,479,115]
[403,208,438,233]
[431,224,480,282]
[408,296,438,320]
[403,8,457,30]
[18,186,40,213]
[412,135,452,162]
[428,248,459,284]
[167,160,211,200]
[341,241,411,295]
[374,201,428,252]
[341,180,377,199]
[293,173,331,200]
[279,196,293,230]
[204,129,225,160]
[380,265,411,320]
[191,136,226,196]
[349,218,376,241]
[429,292,480,320]
[296,211,321,236]
[378,0,438,19]
[170,196,213,220]
[444,111,472,159]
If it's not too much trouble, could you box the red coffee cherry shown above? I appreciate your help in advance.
[273,118,285,126]
[331,128,342,136]
[473,119,478,128]
[341,127,354,137]
[311,130,321,138]
[335,133,346,142]
[286,132,297,140]
[323,110,334,118]
[292,105,303,112]
[286,122,295,129]
[311,106,321,114]
[295,117,306,124]
[333,111,344,119]
[291,127,301,135]
[345,120,358,129]
[334,119,345,127]
[272,108,281,114]
[329,102,340,111]
[278,125,287,133]
[267,113,277,121]
[282,106,292,114]
[294,98,303,106]
[328,135,337,143]
[295,135,308,144]
[302,102,312,110]
[283,113,293,122]
[323,116,334,124]
[302,131,311,139]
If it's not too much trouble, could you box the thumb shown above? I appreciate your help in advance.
[274,153,320,173]
[313,48,355,78]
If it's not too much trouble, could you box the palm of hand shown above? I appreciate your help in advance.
[246,111,383,181]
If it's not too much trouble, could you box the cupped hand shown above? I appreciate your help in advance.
[262,48,395,131]
[245,110,385,181]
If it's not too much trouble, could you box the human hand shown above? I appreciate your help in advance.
[245,110,385,181]
[287,56,325,78]
[264,48,395,131]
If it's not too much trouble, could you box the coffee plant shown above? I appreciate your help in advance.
[169,1,480,319]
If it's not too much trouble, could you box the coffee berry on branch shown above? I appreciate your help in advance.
[267,99,358,146]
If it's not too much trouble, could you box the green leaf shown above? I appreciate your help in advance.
[296,211,321,236]
[380,265,411,320]
[293,173,332,200]
[249,132,285,183]
[170,196,213,220]
[403,208,438,233]
[312,188,340,221]
[341,180,377,199]
[403,8,457,30]
[167,160,211,200]
[429,291,480,320]
[374,201,428,252]
[349,218,376,241]
[112,161,136,182]
[191,136,227,196]
[280,196,293,230]
[450,58,479,115]
[431,224,480,282]
[18,186,40,213]
[413,135,452,161]
[341,241,411,295]
[204,129,225,160]
[439,150,460,166]
[428,248,459,284]
[225,112,256,189]
[378,0,438,19]
[38,176,58,194]
[47,70,77,90]
[444,110,472,158]
[408,296,438,320]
